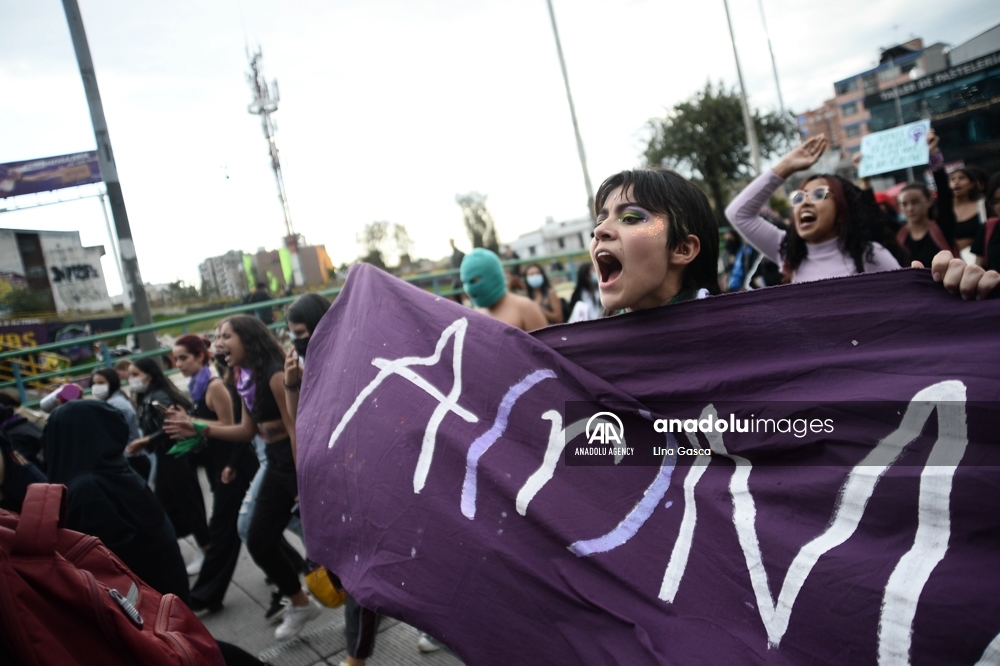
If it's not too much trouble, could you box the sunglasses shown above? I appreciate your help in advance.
[789,186,830,207]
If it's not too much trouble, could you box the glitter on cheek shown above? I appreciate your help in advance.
[628,217,667,238]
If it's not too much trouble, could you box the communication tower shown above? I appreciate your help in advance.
[246,47,304,287]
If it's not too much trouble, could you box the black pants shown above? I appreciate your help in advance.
[246,462,301,597]
[344,594,380,659]
[191,447,258,606]
[155,451,210,548]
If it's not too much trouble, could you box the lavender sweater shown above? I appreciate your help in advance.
[725,169,900,283]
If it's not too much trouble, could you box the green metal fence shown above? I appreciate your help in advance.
[0,249,590,407]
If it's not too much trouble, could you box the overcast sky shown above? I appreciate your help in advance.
[0,0,994,294]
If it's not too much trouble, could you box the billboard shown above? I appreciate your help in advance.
[0,151,102,199]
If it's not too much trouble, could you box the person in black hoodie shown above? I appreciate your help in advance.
[45,400,269,666]
[0,394,45,471]
[124,357,210,565]
[0,430,46,513]
[44,400,190,602]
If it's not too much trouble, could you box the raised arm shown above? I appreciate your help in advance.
[724,171,787,264]
[727,135,832,264]
[926,130,956,246]
[283,346,301,425]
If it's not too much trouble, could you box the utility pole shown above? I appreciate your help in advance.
[890,27,915,183]
[723,0,762,175]
[757,0,786,121]
[246,48,305,287]
[545,0,596,222]
[62,0,157,352]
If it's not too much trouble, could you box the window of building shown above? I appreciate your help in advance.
[557,238,565,250]
[879,66,901,82]
[863,73,879,95]
[842,102,858,116]
[834,78,859,95]
[845,125,861,138]
[528,246,536,256]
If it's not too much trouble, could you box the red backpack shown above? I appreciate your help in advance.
[0,484,226,666]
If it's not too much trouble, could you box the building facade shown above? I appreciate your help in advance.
[864,48,1000,174]
[0,228,112,314]
[202,244,333,298]
[507,216,592,260]
[199,250,250,300]
[799,39,949,156]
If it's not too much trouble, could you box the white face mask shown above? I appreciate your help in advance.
[128,377,148,394]
[526,274,545,289]
[92,384,110,400]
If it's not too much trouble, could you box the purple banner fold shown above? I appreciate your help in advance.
[297,264,1000,666]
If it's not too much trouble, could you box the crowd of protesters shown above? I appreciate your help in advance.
[2,127,998,665]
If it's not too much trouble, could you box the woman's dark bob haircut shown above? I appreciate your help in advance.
[594,167,720,295]
[286,293,331,336]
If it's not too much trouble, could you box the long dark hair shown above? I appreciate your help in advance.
[954,167,984,201]
[286,293,331,336]
[569,263,596,314]
[130,357,192,409]
[524,264,552,300]
[92,367,121,396]
[225,315,285,419]
[779,174,906,278]
[899,181,943,225]
[595,167,720,295]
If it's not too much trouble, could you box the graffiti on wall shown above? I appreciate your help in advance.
[50,264,100,283]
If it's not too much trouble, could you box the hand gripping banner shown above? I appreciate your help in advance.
[296,264,1000,666]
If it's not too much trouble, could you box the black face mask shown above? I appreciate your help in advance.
[293,337,309,359]
[213,353,227,367]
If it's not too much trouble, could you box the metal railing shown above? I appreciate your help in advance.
[0,249,591,407]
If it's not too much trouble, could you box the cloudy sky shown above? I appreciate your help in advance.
[0,0,993,294]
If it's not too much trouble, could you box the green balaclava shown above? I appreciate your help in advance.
[460,248,506,308]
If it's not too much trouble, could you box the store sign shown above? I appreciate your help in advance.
[863,50,1000,109]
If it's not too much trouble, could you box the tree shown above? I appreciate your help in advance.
[356,221,413,270]
[166,280,200,304]
[456,192,499,253]
[644,82,795,223]
[358,221,390,269]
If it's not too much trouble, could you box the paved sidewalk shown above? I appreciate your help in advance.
[180,470,464,666]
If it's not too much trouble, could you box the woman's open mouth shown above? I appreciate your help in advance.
[798,210,817,231]
[596,250,623,287]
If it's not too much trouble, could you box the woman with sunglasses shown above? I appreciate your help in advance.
[725,135,905,283]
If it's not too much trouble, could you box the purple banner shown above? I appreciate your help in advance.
[297,264,1000,665]
[0,151,101,199]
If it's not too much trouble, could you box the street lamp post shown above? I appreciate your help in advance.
[545,0,596,222]
[723,0,762,175]
[62,0,157,353]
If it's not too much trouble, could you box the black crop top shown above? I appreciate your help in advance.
[954,213,981,240]
[250,363,284,423]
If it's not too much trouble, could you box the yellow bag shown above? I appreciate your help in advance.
[305,566,347,608]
